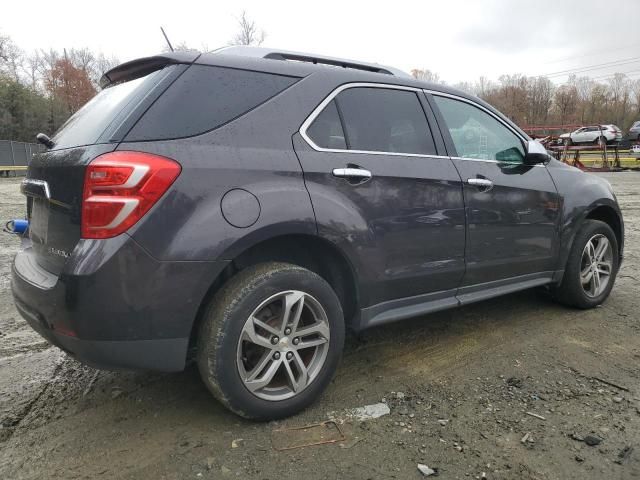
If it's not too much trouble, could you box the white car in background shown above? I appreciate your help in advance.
[559,125,622,146]
[628,120,640,142]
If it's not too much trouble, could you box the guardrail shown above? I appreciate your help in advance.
[547,143,640,171]
[0,140,42,177]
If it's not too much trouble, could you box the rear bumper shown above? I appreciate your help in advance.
[11,235,228,371]
[14,295,187,371]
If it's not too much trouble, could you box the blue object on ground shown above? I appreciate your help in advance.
[4,219,28,234]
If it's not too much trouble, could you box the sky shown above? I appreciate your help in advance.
[2,0,639,85]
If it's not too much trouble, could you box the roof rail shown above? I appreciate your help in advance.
[214,46,411,78]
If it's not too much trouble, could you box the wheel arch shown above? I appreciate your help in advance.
[187,233,360,356]
[585,204,623,255]
[556,201,624,284]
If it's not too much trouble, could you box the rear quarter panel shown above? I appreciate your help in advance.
[119,75,322,262]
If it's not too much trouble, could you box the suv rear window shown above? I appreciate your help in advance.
[125,65,298,141]
[51,67,172,150]
[305,100,347,150]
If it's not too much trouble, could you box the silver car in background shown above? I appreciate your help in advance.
[560,124,622,146]
[628,120,640,142]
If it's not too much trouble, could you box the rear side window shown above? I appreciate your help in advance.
[305,100,346,149]
[126,65,298,141]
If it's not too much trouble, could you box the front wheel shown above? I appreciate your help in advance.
[552,220,619,309]
[197,262,344,420]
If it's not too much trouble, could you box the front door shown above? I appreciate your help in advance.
[294,85,466,308]
[428,93,560,289]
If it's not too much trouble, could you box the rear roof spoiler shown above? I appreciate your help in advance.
[100,52,200,88]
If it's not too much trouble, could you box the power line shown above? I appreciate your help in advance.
[542,42,640,66]
[590,69,640,81]
[558,70,640,86]
[543,56,640,77]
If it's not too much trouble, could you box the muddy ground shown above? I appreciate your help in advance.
[0,172,639,480]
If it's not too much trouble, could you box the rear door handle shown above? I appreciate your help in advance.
[467,178,493,191]
[332,167,372,180]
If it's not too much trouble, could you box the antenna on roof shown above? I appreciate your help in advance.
[160,27,174,52]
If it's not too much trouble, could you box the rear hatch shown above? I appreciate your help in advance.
[22,56,192,276]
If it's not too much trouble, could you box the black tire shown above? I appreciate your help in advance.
[197,262,344,420]
[597,136,607,147]
[552,220,619,309]
[564,138,573,146]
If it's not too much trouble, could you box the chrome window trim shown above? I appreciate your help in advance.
[299,82,442,159]
[451,156,545,167]
[299,83,545,167]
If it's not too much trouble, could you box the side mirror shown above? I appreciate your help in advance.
[524,140,550,165]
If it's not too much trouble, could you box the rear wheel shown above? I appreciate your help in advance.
[197,262,344,420]
[552,220,618,309]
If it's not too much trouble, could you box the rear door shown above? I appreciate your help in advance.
[428,92,560,291]
[582,126,599,143]
[294,84,466,307]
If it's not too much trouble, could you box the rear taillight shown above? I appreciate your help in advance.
[82,151,181,239]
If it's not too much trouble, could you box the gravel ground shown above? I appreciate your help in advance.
[0,172,639,480]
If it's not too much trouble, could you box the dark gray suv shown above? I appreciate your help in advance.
[11,47,624,419]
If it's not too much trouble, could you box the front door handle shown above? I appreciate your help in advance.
[332,167,372,180]
[467,178,493,191]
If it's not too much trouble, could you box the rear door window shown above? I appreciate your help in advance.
[335,87,436,155]
[125,65,298,141]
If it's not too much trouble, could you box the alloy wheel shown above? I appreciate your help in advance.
[236,290,331,401]
[580,234,613,298]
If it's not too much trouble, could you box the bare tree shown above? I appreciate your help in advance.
[93,53,120,86]
[160,40,200,55]
[631,79,640,117]
[568,75,595,124]
[527,76,554,124]
[22,51,43,90]
[451,81,474,94]
[608,73,631,127]
[0,33,23,81]
[229,11,266,46]
[554,85,579,125]
[410,68,442,84]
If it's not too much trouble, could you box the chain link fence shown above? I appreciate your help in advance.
[0,140,42,176]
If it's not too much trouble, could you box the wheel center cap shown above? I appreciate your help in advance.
[279,337,290,349]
